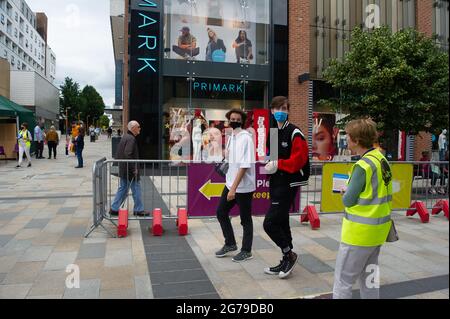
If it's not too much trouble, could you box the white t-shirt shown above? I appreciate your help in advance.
[226,129,256,193]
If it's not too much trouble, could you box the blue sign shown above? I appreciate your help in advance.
[193,81,243,93]
[212,49,226,62]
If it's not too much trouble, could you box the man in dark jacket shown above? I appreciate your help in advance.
[263,96,310,279]
[109,121,148,217]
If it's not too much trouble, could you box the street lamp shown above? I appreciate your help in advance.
[65,107,71,138]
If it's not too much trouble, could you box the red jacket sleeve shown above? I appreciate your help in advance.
[278,136,309,174]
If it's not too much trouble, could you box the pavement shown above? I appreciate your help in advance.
[0,135,448,299]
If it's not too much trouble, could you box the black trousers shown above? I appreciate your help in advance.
[35,141,44,158]
[48,141,57,158]
[263,184,299,252]
[216,187,254,253]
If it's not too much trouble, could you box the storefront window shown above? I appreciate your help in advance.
[162,77,267,160]
[163,0,270,65]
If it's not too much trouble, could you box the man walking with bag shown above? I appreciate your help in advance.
[215,109,256,262]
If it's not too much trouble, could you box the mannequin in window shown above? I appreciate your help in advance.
[192,118,203,161]
[438,129,448,161]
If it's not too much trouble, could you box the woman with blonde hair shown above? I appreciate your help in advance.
[333,118,393,299]
[205,28,226,62]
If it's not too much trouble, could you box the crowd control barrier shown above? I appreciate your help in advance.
[85,159,449,238]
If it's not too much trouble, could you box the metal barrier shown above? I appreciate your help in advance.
[86,159,449,238]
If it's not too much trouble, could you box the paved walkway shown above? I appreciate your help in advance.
[0,135,448,299]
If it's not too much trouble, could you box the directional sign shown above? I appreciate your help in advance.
[187,163,300,217]
[199,180,226,200]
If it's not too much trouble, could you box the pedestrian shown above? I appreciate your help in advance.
[263,96,310,279]
[89,125,96,142]
[333,118,393,299]
[45,126,59,159]
[16,122,32,168]
[34,122,45,159]
[215,108,256,262]
[65,136,70,157]
[117,129,122,137]
[107,126,113,139]
[74,126,85,168]
[109,121,148,217]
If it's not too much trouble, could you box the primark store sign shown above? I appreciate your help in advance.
[130,0,161,74]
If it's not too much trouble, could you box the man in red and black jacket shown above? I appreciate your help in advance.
[263,96,310,279]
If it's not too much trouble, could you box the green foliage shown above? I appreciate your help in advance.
[59,78,105,126]
[59,77,81,122]
[99,115,110,129]
[320,27,449,138]
[79,85,105,124]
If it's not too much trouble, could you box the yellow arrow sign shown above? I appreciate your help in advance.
[199,180,226,200]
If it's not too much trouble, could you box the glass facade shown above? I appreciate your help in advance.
[155,0,273,160]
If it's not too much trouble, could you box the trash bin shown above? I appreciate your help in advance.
[112,136,121,158]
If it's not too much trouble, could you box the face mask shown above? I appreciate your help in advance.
[274,111,288,122]
[229,122,242,130]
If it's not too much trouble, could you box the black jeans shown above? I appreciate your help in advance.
[216,187,254,253]
[35,141,44,158]
[264,184,299,252]
[48,141,57,158]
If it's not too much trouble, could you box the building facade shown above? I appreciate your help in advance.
[9,70,59,127]
[0,0,58,126]
[112,0,448,160]
[0,0,56,82]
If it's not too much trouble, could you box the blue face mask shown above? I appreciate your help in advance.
[274,111,288,122]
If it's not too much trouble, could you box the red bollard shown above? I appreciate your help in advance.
[300,205,321,230]
[432,200,449,220]
[406,201,430,223]
[177,208,188,236]
[152,208,163,236]
[117,208,129,238]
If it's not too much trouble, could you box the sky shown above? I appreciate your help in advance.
[27,0,116,107]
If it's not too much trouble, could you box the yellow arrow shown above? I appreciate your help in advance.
[199,180,226,200]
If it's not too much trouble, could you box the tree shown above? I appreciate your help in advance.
[79,85,105,125]
[59,77,81,123]
[320,27,449,150]
[99,115,110,129]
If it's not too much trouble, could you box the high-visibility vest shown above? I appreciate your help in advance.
[341,149,393,247]
[18,130,31,148]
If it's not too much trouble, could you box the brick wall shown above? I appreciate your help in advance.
[414,132,433,161]
[288,0,311,138]
[413,0,434,160]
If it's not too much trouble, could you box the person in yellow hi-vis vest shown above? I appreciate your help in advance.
[333,118,393,299]
[16,122,32,168]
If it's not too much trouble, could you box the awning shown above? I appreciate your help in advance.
[0,95,36,131]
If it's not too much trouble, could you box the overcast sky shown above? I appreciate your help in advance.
[27,0,116,106]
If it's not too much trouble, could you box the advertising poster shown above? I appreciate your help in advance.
[253,109,269,162]
[312,112,338,161]
[321,163,414,213]
[188,163,300,217]
[166,0,269,64]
